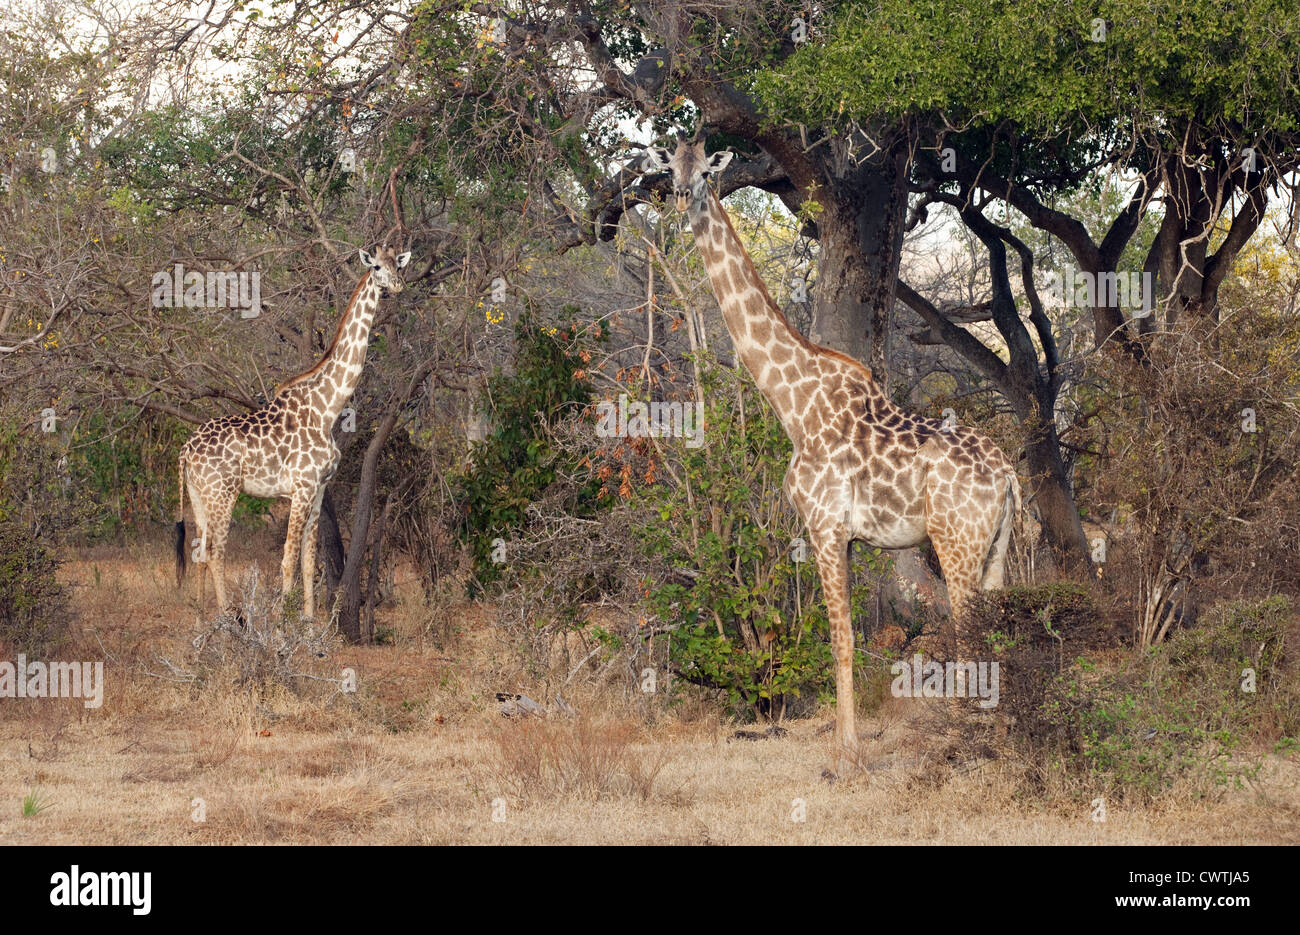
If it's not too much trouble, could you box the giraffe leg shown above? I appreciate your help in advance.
[206,488,237,617]
[929,534,983,706]
[300,486,325,620]
[281,491,310,614]
[186,479,209,614]
[811,531,858,772]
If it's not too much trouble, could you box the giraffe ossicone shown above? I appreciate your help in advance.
[175,246,411,620]
[644,137,1020,772]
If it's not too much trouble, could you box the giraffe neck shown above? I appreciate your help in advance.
[308,273,381,427]
[687,190,817,426]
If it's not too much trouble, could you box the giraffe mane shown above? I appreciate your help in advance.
[274,271,373,396]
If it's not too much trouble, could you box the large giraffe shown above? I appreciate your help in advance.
[644,138,1019,770]
[175,246,410,620]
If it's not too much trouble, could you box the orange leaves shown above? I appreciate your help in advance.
[591,431,660,499]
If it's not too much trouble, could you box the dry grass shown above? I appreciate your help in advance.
[488,713,674,802]
[1,540,1299,844]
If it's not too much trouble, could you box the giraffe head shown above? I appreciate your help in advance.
[643,136,733,212]
[358,246,411,296]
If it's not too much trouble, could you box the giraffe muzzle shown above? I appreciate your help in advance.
[674,190,689,211]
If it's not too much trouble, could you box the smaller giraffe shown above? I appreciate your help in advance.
[175,246,410,619]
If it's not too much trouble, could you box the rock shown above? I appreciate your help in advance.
[496,692,547,718]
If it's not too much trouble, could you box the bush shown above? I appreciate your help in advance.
[455,309,604,589]
[966,590,1299,800]
[0,520,72,654]
[1082,316,1300,646]
[155,566,342,692]
[70,410,189,540]
[963,582,1110,746]
[489,714,671,802]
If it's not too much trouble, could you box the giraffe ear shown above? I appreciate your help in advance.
[704,151,733,175]
[358,249,377,269]
[643,147,672,171]
[395,252,411,269]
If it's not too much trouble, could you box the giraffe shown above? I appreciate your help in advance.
[175,246,410,620]
[644,138,1019,771]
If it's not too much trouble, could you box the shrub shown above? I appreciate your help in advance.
[0,520,72,655]
[965,590,1299,800]
[1082,316,1300,646]
[963,582,1110,747]
[70,410,189,540]
[154,566,341,692]
[455,309,604,589]
[489,713,671,802]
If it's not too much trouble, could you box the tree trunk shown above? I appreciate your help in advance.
[318,488,346,618]
[960,202,1093,573]
[1156,153,1213,323]
[1023,411,1090,575]
[337,361,434,642]
[338,426,387,642]
[808,142,910,382]
[362,495,396,641]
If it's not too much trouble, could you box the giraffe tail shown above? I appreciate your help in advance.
[175,456,187,588]
[981,471,1021,589]
[1008,473,1027,584]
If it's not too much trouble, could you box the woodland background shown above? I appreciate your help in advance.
[2,1,1300,824]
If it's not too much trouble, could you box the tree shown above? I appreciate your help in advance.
[759,0,1300,565]
[277,0,916,374]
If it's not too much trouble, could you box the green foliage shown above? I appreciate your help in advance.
[762,1,1300,135]
[965,582,1108,736]
[68,411,188,540]
[0,420,77,654]
[22,787,53,818]
[1048,597,1296,799]
[0,520,71,655]
[455,309,603,588]
[634,357,884,719]
[0,419,93,539]
[965,587,1300,799]
[233,494,273,526]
